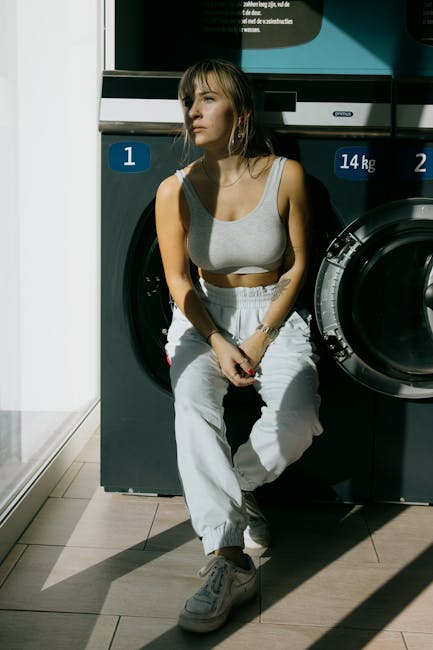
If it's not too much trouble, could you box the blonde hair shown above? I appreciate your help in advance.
[178,59,271,158]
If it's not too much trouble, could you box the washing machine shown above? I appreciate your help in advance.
[99,72,182,493]
[267,76,433,505]
[312,76,433,504]
[100,0,433,501]
[99,69,433,503]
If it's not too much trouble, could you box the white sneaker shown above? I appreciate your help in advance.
[178,555,257,633]
[243,491,271,549]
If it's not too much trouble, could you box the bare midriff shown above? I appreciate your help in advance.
[199,268,280,288]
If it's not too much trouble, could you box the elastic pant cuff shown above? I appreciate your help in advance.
[202,522,245,555]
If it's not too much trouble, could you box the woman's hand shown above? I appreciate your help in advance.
[239,330,270,371]
[209,333,256,387]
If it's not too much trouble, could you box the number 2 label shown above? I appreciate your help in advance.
[397,147,433,180]
[414,152,427,174]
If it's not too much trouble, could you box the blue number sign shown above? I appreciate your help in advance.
[108,142,151,173]
[334,146,378,181]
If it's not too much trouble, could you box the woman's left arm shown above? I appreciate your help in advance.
[239,159,310,367]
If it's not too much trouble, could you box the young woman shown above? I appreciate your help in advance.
[155,58,322,633]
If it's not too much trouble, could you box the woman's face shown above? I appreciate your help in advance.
[182,74,236,152]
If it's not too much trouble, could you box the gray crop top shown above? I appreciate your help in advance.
[175,156,288,274]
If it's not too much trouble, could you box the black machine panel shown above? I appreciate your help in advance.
[100,135,183,494]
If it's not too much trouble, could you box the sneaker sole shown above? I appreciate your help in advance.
[178,579,257,633]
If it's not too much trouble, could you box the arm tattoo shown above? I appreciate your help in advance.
[271,277,292,301]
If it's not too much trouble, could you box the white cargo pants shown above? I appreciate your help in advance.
[166,279,323,555]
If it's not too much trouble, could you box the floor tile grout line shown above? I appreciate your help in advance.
[360,508,381,564]
[0,545,28,590]
[48,495,95,502]
[12,542,152,551]
[50,462,85,499]
[33,494,163,504]
[0,607,206,622]
[3,541,179,555]
[142,503,160,551]
[74,460,100,465]
[107,614,121,650]
[255,618,426,634]
[0,606,122,620]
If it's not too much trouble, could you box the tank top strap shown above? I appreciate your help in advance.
[266,156,286,192]
[175,169,197,203]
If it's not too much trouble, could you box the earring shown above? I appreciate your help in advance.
[231,123,246,148]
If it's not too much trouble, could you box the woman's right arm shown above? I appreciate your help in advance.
[155,175,255,386]
[155,175,218,339]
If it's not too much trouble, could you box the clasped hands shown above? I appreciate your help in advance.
[210,331,269,387]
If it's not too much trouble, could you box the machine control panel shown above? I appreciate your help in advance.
[99,72,392,135]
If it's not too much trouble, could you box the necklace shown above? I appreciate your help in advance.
[201,159,248,188]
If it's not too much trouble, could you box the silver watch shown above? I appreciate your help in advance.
[256,322,280,341]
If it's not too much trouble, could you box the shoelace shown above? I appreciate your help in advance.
[196,557,229,600]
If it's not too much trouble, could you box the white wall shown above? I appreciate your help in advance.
[0,0,101,412]
[0,1,20,411]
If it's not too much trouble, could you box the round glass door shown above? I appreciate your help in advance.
[126,200,172,393]
[315,198,433,398]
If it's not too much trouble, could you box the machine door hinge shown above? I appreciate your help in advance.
[323,329,352,361]
[326,232,361,265]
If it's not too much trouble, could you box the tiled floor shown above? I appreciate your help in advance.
[1,430,433,649]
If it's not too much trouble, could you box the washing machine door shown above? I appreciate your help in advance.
[315,198,433,398]
[126,199,172,393]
